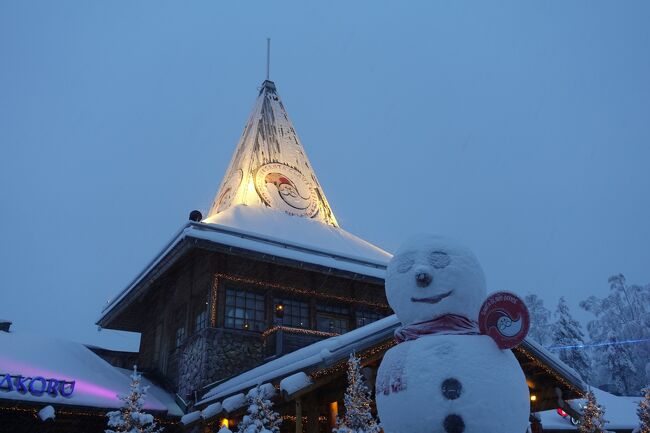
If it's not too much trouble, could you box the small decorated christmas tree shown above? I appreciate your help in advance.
[333,354,381,433]
[635,386,650,433]
[106,366,163,433]
[237,384,281,433]
[579,390,607,433]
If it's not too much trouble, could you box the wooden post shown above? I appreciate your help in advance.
[306,397,319,433]
[295,398,303,433]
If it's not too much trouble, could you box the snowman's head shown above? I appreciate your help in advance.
[386,235,487,326]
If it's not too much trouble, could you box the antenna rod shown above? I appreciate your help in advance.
[266,38,271,80]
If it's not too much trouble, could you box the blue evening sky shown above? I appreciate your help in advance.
[1,1,649,350]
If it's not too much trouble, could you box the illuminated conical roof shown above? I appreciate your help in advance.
[207,80,338,226]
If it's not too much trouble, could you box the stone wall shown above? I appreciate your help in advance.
[177,328,264,399]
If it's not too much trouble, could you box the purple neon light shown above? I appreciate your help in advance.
[0,354,165,410]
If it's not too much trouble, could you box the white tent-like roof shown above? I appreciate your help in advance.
[0,330,182,416]
[208,80,338,227]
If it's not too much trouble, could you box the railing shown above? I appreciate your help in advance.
[262,326,338,358]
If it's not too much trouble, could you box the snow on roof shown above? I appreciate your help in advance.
[201,402,223,420]
[100,207,390,323]
[539,388,641,430]
[180,410,202,426]
[521,336,586,390]
[279,372,313,396]
[198,315,399,406]
[222,393,247,414]
[204,205,390,264]
[198,314,587,408]
[0,330,181,416]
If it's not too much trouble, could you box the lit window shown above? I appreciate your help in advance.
[274,298,309,328]
[225,288,266,331]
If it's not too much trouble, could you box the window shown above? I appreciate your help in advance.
[355,310,384,328]
[153,323,162,364]
[195,309,208,332]
[174,307,186,348]
[316,304,350,334]
[175,325,186,348]
[274,298,309,328]
[225,288,266,331]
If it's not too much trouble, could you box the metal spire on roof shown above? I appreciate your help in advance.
[266,38,271,81]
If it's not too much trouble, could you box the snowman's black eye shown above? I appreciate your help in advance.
[429,251,451,269]
[396,259,414,273]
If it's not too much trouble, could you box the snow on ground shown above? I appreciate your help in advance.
[0,330,180,415]
[539,388,641,431]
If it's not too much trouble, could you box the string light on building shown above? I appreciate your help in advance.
[212,274,389,309]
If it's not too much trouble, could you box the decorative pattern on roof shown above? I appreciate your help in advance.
[207,80,338,226]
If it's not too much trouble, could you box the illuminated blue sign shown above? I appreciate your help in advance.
[0,374,75,397]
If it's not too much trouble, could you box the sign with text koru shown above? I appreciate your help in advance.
[479,291,530,349]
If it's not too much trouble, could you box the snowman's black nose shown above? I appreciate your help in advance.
[415,272,432,288]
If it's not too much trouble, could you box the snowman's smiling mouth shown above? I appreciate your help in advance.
[411,290,453,304]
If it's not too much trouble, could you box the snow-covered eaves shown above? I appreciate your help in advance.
[520,338,587,393]
[196,315,399,407]
[0,331,182,416]
[98,207,390,327]
[196,314,587,409]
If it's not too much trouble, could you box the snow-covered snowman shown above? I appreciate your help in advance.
[376,235,530,433]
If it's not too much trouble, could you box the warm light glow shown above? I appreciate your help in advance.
[328,402,338,429]
[221,418,229,428]
[530,395,537,402]
[245,180,256,203]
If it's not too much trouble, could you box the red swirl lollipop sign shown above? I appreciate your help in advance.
[479,291,530,349]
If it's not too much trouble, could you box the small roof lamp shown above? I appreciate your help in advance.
[275,302,285,319]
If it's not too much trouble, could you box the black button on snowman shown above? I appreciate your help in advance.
[375,235,530,433]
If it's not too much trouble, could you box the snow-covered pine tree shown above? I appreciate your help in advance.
[525,294,553,346]
[604,331,636,395]
[236,384,281,433]
[579,390,607,433]
[219,427,233,433]
[581,274,650,395]
[106,366,163,433]
[635,386,650,433]
[333,354,381,433]
[553,297,592,382]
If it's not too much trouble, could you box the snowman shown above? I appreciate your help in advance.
[375,235,529,433]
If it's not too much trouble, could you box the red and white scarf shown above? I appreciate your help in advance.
[394,314,479,343]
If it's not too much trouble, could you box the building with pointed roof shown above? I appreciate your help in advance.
[96,79,392,406]
[90,78,591,433]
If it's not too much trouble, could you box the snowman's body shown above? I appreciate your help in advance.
[376,236,529,433]
[376,334,529,433]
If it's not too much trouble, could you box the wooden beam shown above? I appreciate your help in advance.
[295,398,303,433]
